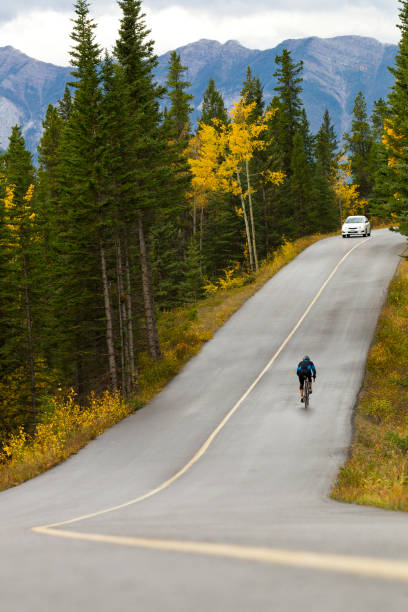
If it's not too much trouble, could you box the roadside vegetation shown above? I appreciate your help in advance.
[332,256,408,511]
[0,233,327,491]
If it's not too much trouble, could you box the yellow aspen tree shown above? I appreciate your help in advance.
[333,158,367,223]
[221,100,267,271]
[189,120,256,270]
[219,102,285,271]
[187,132,213,236]
[189,102,285,273]
[188,125,223,269]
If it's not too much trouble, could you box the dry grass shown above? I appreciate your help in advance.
[0,391,133,491]
[0,232,330,491]
[331,257,408,511]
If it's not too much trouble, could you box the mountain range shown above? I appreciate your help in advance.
[0,36,398,156]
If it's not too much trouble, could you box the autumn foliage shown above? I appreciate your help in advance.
[0,391,133,489]
[332,260,408,511]
[189,99,285,272]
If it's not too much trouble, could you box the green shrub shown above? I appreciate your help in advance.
[361,398,394,423]
[386,433,408,453]
[337,465,362,488]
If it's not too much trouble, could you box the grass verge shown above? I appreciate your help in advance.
[0,232,331,491]
[331,256,408,511]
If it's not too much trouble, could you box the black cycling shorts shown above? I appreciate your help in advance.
[298,372,312,390]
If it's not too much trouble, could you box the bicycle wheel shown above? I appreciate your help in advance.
[303,381,309,409]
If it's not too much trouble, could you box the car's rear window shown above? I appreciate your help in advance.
[345,217,365,223]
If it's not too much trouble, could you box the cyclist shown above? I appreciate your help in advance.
[297,355,316,403]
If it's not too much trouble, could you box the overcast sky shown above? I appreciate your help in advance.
[0,1,401,65]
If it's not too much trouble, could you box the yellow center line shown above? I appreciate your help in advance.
[33,238,368,531]
[32,526,408,583]
[31,239,387,581]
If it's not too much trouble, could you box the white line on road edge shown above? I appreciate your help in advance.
[32,527,408,583]
[33,238,369,530]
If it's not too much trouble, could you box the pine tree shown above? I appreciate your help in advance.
[99,52,142,393]
[240,66,264,120]
[0,127,40,432]
[289,131,315,236]
[299,108,315,164]
[273,49,304,174]
[35,104,66,381]
[313,109,339,232]
[3,127,35,210]
[0,173,8,437]
[257,100,286,253]
[164,51,193,141]
[200,192,243,278]
[183,238,203,302]
[376,1,408,235]
[37,104,64,246]
[56,0,108,394]
[114,0,168,360]
[266,51,309,240]
[57,84,73,120]
[200,78,228,126]
[371,98,389,142]
[344,91,374,201]
[152,51,194,307]
[315,109,338,179]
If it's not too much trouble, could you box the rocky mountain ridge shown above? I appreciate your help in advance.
[156,36,397,138]
[0,36,398,155]
[0,46,70,153]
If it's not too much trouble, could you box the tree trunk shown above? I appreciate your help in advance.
[116,239,126,392]
[236,171,254,272]
[124,233,136,388]
[193,188,197,236]
[100,240,118,390]
[22,255,36,431]
[245,158,259,271]
[262,183,269,254]
[199,205,204,275]
[138,216,161,361]
[117,237,132,393]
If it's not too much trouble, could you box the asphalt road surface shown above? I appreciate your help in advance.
[1,229,408,612]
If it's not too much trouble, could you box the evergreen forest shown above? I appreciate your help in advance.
[0,0,407,445]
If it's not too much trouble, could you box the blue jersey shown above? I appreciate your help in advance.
[297,359,316,377]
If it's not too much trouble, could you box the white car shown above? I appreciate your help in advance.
[342,215,371,238]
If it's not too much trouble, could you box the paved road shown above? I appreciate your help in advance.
[1,230,408,612]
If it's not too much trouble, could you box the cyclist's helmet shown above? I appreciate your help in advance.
[303,355,310,361]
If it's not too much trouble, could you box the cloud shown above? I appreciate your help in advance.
[0,2,400,66]
[148,5,400,55]
[0,0,398,22]
[0,1,110,22]
[0,8,121,65]
[145,0,395,15]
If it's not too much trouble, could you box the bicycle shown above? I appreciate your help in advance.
[303,376,310,409]
[303,375,316,408]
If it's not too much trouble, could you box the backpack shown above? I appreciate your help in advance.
[299,360,310,375]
